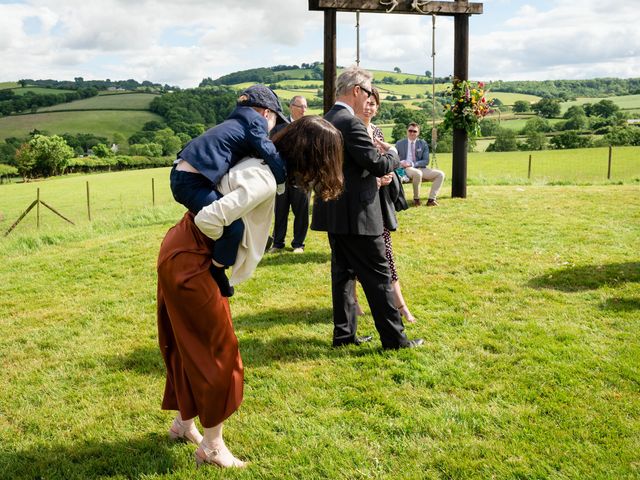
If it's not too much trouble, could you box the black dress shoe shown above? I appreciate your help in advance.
[384,338,424,350]
[354,335,373,345]
[403,338,424,348]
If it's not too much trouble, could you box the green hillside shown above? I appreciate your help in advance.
[37,93,159,112]
[0,110,163,141]
[561,94,640,114]
[8,87,76,96]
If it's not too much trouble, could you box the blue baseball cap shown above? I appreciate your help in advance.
[237,84,289,125]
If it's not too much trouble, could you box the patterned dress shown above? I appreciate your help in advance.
[371,123,398,283]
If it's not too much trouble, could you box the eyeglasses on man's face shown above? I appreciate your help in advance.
[291,103,308,109]
[408,129,419,133]
[357,84,373,98]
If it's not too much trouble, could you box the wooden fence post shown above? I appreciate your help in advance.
[36,188,40,229]
[86,181,91,221]
[528,154,532,179]
[152,178,155,206]
[607,146,612,180]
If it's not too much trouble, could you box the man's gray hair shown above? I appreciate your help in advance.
[335,66,373,97]
[289,95,306,106]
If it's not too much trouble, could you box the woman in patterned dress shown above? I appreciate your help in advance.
[355,86,416,323]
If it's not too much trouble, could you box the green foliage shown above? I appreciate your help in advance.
[487,128,519,152]
[521,116,552,135]
[0,163,18,176]
[91,143,113,158]
[0,87,99,115]
[533,98,561,118]
[61,132,108,154]
[66,155,173,173]
[512,100,532,113]
[488,77,640,98]
[15,134,74,178]
[586,99,621,118]
[599,126,640,146]
[550,130,592,149]
[129,143,163,157]
[0,137,21,165]
[152,128,182,156]
[149,88,237,130]
[479,118,500,137]
[525,131,548,151]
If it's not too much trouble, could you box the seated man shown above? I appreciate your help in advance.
[395,122,445,206]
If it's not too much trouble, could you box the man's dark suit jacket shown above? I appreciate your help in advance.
[311,104,400,235]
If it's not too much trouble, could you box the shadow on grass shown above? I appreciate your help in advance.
[108,306,385,373]
[240,334,380,367]
[258,251,330,266]
[0,433,183,479]
[528,262,640,292]
[600,297,640,312]
[107,346,166,376]
[233,306,333,329]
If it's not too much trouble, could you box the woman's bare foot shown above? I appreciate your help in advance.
[398,304,416,323]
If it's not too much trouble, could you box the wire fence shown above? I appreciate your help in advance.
[1,147,638,236]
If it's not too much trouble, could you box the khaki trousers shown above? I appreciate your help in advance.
[404,166,445,200]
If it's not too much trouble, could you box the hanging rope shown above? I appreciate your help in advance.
[379,0,399,13]
[430,13,438,168]
[355,11,360,66]
[377,0,440,167]
[411,0,443,14]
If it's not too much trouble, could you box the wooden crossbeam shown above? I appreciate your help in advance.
[309,0,483,15]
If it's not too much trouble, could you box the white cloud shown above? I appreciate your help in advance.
[0,1,638,86]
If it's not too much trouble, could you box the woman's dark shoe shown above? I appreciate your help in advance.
[209,265,234,297]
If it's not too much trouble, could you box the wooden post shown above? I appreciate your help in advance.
[607,146,612,179]
[323,9,337,114]
[36,188,40,229]
[86,181,91,221]
[452,9,470,198]
[152,178,155,206]
[528,154,532,179]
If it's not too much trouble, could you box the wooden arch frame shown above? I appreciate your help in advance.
[308,0,483,198]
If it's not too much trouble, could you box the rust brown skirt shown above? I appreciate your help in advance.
[157,212,243,428]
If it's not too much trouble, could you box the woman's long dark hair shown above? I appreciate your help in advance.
[272,115,344,201]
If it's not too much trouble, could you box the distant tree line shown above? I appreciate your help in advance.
[0,88,99,116]
[485,98,640,151]
[16,77,173,92]
[200,63,325,87]
[489,78,640,100]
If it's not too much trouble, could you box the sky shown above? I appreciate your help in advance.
[0,0,638,88]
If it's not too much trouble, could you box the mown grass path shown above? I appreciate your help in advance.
[0,174,638,478]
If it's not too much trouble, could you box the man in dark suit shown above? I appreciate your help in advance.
[268,95,311,254]
[311,66,423,350]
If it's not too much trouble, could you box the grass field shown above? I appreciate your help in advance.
[0,110,164,141]
[0,167,638,479]
[0,147,637,237]
[561,94,640,114]
[0,82,19,90]
[37,93,159,112]
[6,87,76,96]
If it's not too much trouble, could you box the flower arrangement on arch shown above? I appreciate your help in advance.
[442,79,494,136]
